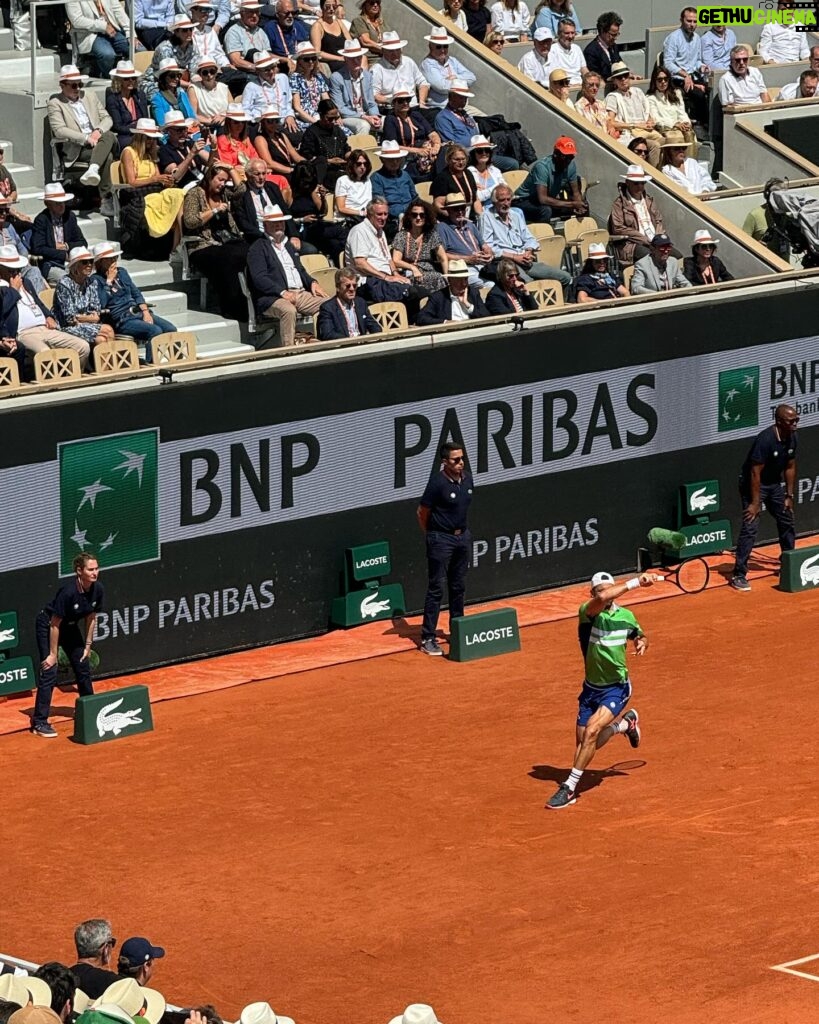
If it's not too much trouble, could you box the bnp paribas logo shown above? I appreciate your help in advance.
[717,365,759,433]
[58,429,160,576]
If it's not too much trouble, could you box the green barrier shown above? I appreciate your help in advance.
[330,583,405,627]
[72,685,154,745]
[449,608,521,662]
[0,656,36,697]
[780,545,819,593]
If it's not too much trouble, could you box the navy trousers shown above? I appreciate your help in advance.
[422,530,470,640]
[733,482,795,577]
[33,611,94,728]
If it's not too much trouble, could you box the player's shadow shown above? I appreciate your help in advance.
[530,759,646,795]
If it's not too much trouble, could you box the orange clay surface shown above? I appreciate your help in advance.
[3,546,819,1024]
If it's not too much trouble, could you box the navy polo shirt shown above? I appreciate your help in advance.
[45,580,105,624]
[420,468,474,532]
[740,425,797,487]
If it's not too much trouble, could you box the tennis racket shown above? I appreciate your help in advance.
[672,556,710,594]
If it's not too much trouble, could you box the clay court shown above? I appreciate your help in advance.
[4,560,819,1024]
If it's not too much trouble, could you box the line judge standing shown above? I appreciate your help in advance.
[730,404,798,592]
[31,551,104,738]
[416,442,473,656]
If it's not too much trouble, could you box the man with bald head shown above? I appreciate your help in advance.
[730,404,799,591]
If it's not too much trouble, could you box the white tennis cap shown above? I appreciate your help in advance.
[590,571,615,587]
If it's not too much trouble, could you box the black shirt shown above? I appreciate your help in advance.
[420,467,474,532]
[45,580,105,624]
[740,425,798,487]
[69,963,119,999]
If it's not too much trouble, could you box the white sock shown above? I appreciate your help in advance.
[565,768,583,792]
[612,719,628,734]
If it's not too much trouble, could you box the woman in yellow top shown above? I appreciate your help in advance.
[120,117,186,249]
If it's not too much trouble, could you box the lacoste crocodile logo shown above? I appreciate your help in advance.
[360,591,391,619]
[0,629,14,643]
[799,553,819,587]
[96,697,143,737]
[690,486,717,512]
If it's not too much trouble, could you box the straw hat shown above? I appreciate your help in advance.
[168,12,196,28]
[387,1006,444,1024]
[95,979,143,1018]
[163,109,187,127]
[448,78,474,97]
[692,228,719,247]
[238,1002,295,1024]
[109,59,140,78]
[140,988,166,1024]
[92,241,123,261]
[42,182,75,202]
[133,117,164,138]
[424,25,454,44]
[659,129,690,149]
[375,139,408,159]
[157,56,183,76]
[58,64,89,83]
[607,60,631,79]
[446,259,470,278]
[237,0,262,9]
[549,68,571,86]
[469,134,495,150]
[340,38,367,58]
[587,242,608,259]
[294,40,318,57]
[196,55,218,69]
[380,30,407,48]
[259,105,281,120]
[225,102,250,121]
[392,89,413,101]
[444,192,467,207]
[0,243,30,270]
[620,163,651,182]
[253,50,278,70]
[261,204,292,222]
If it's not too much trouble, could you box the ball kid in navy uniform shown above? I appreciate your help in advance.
[416,442,473,656]
[32,551,104,737]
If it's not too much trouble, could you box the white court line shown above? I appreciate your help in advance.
[770,952,819,982]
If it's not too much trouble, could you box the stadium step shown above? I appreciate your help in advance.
[0,52,60,77]
[0,29,13,52]
[170,309,255,359]
[141,289,191,317]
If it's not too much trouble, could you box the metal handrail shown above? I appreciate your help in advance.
[28,0,135,96]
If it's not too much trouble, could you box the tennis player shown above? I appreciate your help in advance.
[547,569,660,810]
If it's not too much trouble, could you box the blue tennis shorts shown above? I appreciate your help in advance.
[576,679,632,726]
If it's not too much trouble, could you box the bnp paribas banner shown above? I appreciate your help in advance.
[1,334,817,579]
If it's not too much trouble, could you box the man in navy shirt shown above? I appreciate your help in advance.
[416,442,473,656]
[32,551,104,737]
[730,404,798,592]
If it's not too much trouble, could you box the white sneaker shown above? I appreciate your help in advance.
[99,196,115,218]
[80,163,101,186]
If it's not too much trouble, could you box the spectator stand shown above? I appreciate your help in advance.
[718,94,819,189]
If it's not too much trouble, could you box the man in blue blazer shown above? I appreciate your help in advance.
[30,183,88,283]
[316,267,381,340]
[246,205,328,346]
[416,260,489,326]
[328,39,382,135]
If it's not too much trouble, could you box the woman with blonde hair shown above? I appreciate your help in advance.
[489,0,531,40]
[54,246,115,349]
[349,0,392,58]
[575,71,619,136]
[189,56,232,129]
[120,118,186,252]
[483,29,506,53]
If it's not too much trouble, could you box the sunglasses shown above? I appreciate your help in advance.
[733,56,749,62]
[432,43,449,49]
[300,55,318,61]
[410,211,426,218]
[633,148,649,155]
[77,259,94,265]
[354,159,368,165]
[201,68,217,76]
[554,79,570,86]
[655,75,669,81]
[447,456,464,463]
[326,114,340,120]
[779,416,800,424]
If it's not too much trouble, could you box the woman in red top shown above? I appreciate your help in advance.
[216,103,258,181]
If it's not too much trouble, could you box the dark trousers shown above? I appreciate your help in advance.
[136,25,167,49]
[513,198,553,223]
[33,611,93,728]
[422,530,470,640]
[733,482,795,577]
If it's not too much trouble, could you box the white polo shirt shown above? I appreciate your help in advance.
[718,66,767,105]
[548,42,585,85]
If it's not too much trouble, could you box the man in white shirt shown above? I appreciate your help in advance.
[605,61,663,165]
[718,45,772,106]
[243,50,299,133]
[0,244,91,369]
[759,1,809,63]
[517,26,554,88]
[779,51,819,99]
[548,18,586,85]
[371,31,429,108]
[246,205,327,345]
[225,0,270,78]
[659,132,717,194]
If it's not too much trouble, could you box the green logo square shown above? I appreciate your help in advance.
[58,429,160,576]
[718,366,759,432]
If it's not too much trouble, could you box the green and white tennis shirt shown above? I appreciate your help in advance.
[578,601,643,687]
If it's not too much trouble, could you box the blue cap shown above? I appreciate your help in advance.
[120,937,165,967]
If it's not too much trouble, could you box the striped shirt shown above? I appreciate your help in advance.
[578,601,642,686]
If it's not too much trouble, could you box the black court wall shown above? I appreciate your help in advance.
[2,287,818,676]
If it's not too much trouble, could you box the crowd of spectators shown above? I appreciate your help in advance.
[0,921,444,1024]
[2,0,804,377]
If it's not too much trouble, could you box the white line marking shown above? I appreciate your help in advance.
[770,952,819,982]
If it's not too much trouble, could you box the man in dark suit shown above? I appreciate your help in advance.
[30,183,88,283]
[246,205,328,346]
[416,260,489,326]
[316,267,381,340]
[232,158,299,244]
[583,11,623,82]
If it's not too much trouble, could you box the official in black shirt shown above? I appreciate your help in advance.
[416,442,474,656]
[32,551,104,738]
[730,403,798,591]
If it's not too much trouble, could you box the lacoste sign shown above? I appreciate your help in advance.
[449,608,521,662]
[73,685,154,745]
[682,480,721,518]
[780,545,819,592]
[0,611,19,652]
